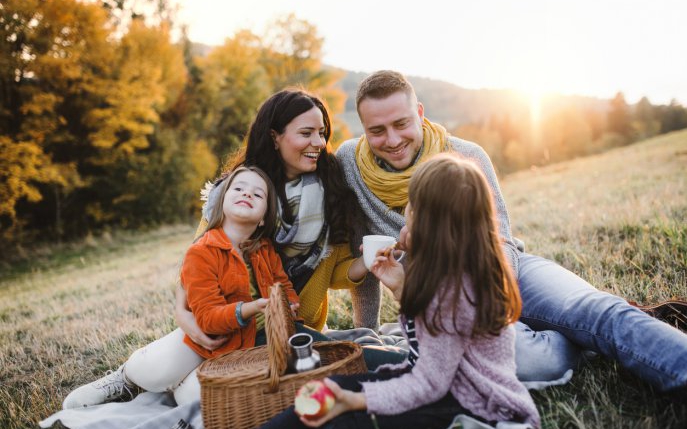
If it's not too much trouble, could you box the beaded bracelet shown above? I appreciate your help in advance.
[235,301,249,327]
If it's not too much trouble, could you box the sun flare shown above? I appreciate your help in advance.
[528,88,543,128]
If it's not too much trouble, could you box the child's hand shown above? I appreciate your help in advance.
[299,378,366,427]
[370,247,405,301]
[290,302,300,319]
[253,298,269,314]
[176,285,229,351]
[242,298,269,319]
[186,324,229,351]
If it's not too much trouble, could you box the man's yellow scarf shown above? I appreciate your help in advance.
[355,118,450,210]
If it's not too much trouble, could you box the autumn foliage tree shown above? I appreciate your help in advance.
[260,14,348,143]
[1,0,113,240]
[0,2,348,251]
[194,14,348,164]
[451,90,687,175]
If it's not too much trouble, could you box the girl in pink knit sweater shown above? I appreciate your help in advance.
[261,153,540,428]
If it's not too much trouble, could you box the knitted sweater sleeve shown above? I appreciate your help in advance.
[328,243,364,290]
[336,140,384,329]
[450,138,519,275]
[362,284,472,415]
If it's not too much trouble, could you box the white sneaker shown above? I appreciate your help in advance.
[62,365,136,409]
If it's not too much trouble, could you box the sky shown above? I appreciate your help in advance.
[177,0,687,105]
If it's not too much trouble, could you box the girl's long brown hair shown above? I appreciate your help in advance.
[400,153,521,337]
[198,166,278,255]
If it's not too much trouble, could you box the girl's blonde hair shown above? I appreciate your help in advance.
[401,153,521,337]
[199,166,278,255]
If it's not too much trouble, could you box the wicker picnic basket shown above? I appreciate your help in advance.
[197,283,368,429]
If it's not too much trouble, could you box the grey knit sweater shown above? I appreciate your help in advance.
[362,277,540,427]
[337,136,520,329]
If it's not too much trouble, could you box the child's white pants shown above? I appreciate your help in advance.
[125,328,204,405]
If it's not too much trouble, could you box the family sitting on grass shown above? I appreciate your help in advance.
[50,71,687,429]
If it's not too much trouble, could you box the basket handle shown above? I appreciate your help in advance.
[265,282,296,392]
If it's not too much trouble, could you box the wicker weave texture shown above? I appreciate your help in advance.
[197,283,368,429]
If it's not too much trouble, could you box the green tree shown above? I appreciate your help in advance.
[657,99,687,133]
[633,96,660,139]
[194,30,271,162]
[193,15,349,164]
[608,92,633,141]
[259,14,349,143]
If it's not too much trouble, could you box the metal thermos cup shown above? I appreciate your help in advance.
[287,333,321,373]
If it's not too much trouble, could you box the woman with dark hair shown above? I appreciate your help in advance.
[180,88,368,336]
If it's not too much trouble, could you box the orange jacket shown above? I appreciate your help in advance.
[180,228,298,359]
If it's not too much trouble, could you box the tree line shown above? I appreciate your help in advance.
[0,0,346,251]
[2,0,686,252]
[340,72,687,175]
[451,91,687,174]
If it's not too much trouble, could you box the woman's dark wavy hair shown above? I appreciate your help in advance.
[225,88,361,245]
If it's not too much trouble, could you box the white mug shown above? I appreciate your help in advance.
[362,235,404,269]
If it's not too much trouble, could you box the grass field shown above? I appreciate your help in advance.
[1,130,686,428]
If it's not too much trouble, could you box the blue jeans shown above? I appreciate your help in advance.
[259,370,476,429]
[516,252,687,392]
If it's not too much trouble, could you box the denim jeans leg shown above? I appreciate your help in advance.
[517,252,687,392]
[513,321,583,382]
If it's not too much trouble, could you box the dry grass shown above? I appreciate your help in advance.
[0,225,192,428]
[1,130,686,428]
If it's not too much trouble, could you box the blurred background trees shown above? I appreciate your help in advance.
[0,0,345,248]
[1,0,686,251]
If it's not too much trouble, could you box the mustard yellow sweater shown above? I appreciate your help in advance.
[297,243,363,331]
[194,220,361,331]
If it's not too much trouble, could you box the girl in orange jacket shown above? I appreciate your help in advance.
[179,166,299,358]
[62,166,300,408]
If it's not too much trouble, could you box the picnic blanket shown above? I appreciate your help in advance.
[39,391,200,429]
[40,323,570,429]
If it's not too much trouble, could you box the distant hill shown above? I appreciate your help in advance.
[336,69,609,137]
[187,45,613,140]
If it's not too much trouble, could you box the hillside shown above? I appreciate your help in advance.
[503,128,686,274]
[1,131,686,428]
[336,69,609,137]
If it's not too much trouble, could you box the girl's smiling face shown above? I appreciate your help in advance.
[222,170,269,225]
[273,106,327,180]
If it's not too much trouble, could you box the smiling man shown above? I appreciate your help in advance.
[337,70,687,392]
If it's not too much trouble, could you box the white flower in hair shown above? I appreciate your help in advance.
[199,181,214,202]
[200,180,223,221]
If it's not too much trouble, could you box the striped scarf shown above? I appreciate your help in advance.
[273,173,329,293]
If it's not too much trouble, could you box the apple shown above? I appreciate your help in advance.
[294,380,335,418]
